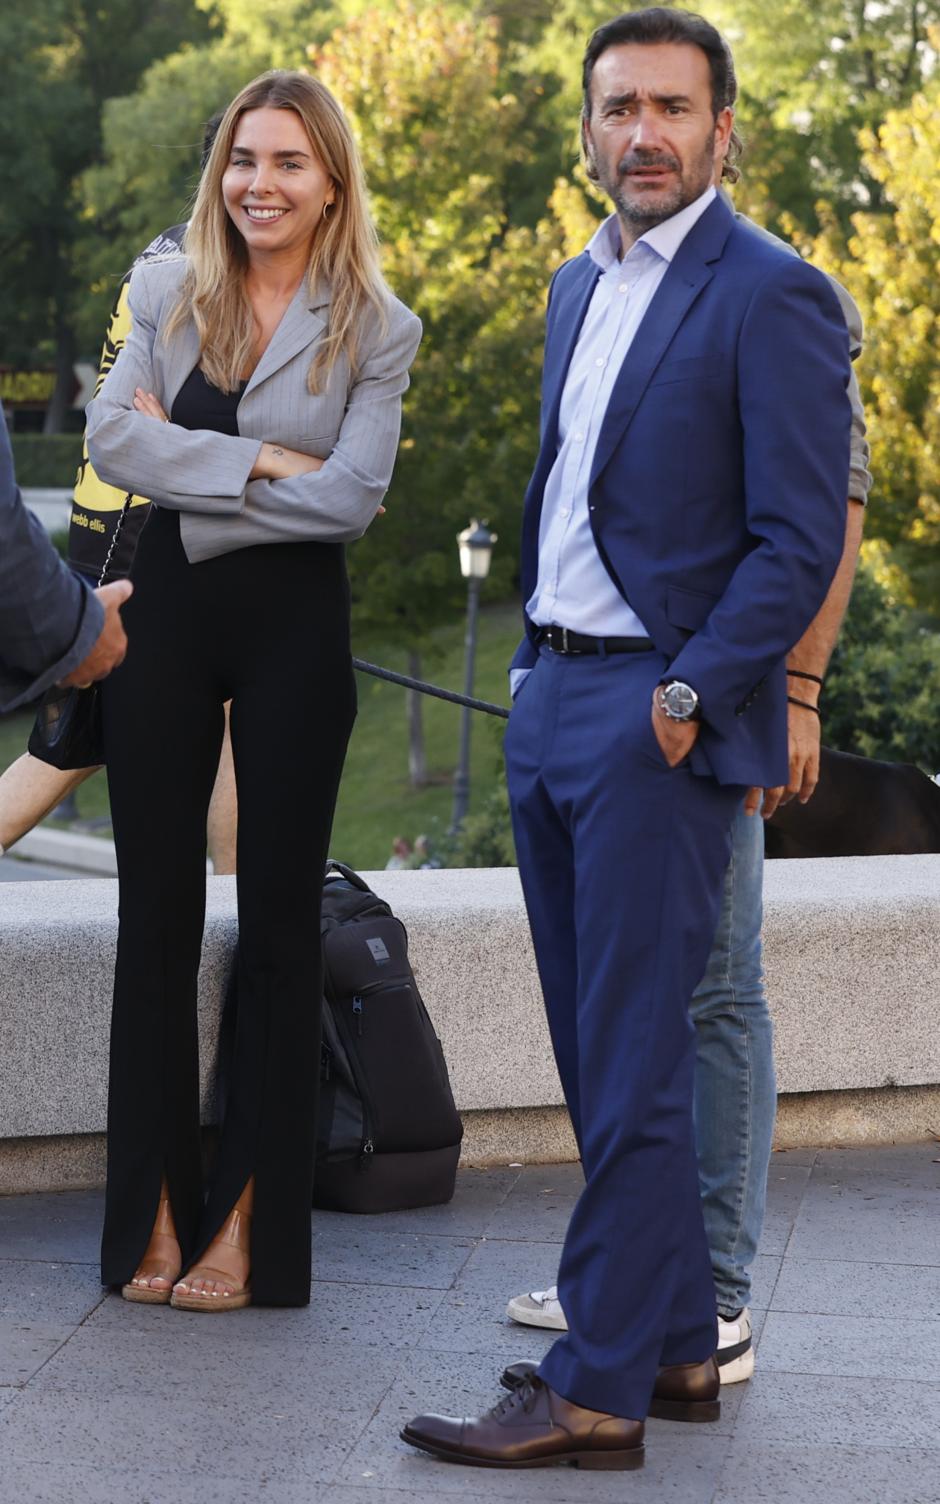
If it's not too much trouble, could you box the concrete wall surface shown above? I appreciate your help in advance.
[0,855,938,1155]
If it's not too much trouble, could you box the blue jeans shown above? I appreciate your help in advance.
[691,802,776,1317]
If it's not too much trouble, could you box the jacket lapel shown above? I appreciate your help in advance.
[589,195,732,487]
[243,279,330,398]
[541,254,602,443]
[158,318,201,415]
[519,257,601,609]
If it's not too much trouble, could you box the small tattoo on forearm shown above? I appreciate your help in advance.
[271,446,285,457]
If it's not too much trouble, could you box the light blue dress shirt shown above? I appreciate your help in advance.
[511,185,716,698]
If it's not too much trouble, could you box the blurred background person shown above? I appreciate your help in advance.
[384,834,413,869]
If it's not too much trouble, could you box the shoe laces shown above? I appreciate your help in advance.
[487,1375,541,1420]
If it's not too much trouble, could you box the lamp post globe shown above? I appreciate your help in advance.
[457,519,497,581]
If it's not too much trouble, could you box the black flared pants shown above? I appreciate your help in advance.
[100,508,356,1305]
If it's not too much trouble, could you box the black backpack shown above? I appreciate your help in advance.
[313,861,463,1213]
[216,862,463,1215]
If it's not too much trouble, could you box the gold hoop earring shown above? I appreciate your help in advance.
[322,201,334,222]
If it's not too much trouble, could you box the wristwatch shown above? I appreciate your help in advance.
[658,679,702,722]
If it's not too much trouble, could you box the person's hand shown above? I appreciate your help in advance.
[59,580,133,688]
[650,686,700,768]
[757,694,822,819]
[134,388,169,423]
[782,691,822,806]
[743,689,822,819]
[743,785,765,817]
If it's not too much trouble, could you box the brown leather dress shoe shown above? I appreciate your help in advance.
[501,1355,720,1423]
[650,1356,721,1421]
[401,1374,644,1470]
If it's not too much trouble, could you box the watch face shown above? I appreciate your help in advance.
[663,681,698,719]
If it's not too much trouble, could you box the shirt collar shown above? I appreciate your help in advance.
[587,183,717,271]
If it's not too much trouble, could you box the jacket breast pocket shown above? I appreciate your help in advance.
[647,353,727,388]
[296,432,339,456]
[665,583,720,632]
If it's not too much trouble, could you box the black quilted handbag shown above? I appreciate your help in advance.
[27,496,132,771]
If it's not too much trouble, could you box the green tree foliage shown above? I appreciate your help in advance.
[193,0,337,64]
[825,565,940,770]
[0,0,211,426]
[810,68,940,615]
[710,0,940,232]
[311,2,564,649]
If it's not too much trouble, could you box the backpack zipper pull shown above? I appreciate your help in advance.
[352,994,363,1035]
[360,1137,374,1170]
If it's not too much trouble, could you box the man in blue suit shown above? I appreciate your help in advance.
[403,7,850,1470]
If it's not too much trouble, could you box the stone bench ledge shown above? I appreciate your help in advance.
[1,857,938,1180]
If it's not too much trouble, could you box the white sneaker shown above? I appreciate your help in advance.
[506,1283,568,1331]
[717,1307,754,1383]
[507,1282,754,1381]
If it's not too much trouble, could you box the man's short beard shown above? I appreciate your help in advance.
[603,130,716,234]
[612,178,685,229]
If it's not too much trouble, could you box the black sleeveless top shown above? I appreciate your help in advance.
[170,367,247,434]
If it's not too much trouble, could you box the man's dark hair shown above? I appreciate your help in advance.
[201,111,225,169]
[581,7,741,182]
[582,7,737,120]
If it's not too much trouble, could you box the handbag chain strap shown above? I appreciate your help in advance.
[96,494,134,588]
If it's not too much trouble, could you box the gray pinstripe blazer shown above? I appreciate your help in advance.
[85,257,422,564]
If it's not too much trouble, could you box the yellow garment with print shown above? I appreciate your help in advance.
[69,277,151,578]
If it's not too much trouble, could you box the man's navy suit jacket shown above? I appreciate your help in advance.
[511,194,852,789]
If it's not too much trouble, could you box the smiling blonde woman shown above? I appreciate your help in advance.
[86,70,421,1313]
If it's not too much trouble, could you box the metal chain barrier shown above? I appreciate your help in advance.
[352,657,510,720]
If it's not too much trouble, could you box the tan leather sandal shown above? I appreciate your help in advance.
[122,1197,180,1305]
[170,1204,252,1312]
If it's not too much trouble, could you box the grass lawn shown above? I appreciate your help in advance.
[0,601,521,871]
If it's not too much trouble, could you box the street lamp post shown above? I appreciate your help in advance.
[450,519,497,833]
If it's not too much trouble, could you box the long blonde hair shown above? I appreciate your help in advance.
[166,71,388,393]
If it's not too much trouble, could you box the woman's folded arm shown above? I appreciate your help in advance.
[85,264,262,513]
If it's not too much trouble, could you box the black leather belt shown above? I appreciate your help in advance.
[537,625,654,656]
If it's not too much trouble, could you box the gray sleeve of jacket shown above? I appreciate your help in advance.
[231,305,423,548]
[734,209,871,504]
[822,271,871,503]
[0,409,105,713]
[85,263,262,511]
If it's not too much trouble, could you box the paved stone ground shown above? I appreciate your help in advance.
[0,1144,938,1503]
